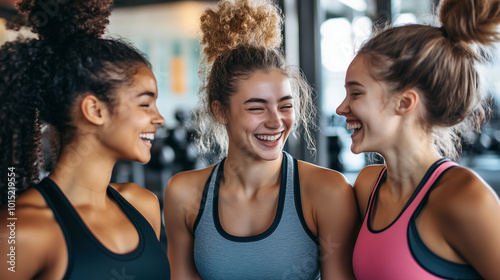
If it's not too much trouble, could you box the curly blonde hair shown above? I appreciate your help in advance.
[195,0,317,159]
[200,0,282,62]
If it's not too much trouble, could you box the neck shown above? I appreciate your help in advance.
[48,140,116,207]
[223,152,283,194]
[379,132,441,198]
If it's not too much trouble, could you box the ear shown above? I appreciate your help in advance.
[211,101,227,125]
[395,89,419,115]
[80,95,108,125]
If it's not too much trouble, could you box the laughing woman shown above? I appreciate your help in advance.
[163,1,359,279]
[0,0,170,279]
[336,0,500,278]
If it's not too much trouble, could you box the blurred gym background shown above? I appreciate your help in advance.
[1,0,499,248]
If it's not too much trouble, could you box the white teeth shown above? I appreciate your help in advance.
[140,133,154,141]
[256,133,281,142]
[347,123,362,130]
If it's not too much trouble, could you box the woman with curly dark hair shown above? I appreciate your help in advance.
[0,0,170,279]
[163,0,359,279]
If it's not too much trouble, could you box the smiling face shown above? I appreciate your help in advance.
[336,55,400,154]
[222,69,295,161]
[101,65,165,163]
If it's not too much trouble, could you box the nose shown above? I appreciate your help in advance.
[152,108,165,127]
[265,109,282,129]
[336,97,350,116]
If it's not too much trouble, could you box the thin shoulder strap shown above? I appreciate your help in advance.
[193,161,223,232]
[35,178,83,237]
[364,167,387,218]
[406,160,458,215]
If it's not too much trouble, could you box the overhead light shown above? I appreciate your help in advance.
[338,0,367,12]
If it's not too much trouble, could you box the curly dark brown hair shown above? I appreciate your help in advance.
[0,0,151,206]
[9,0,112,42]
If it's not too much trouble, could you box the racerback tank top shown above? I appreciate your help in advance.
[35,177,170,280]
[193,151,320,280]
[353,159,482,279]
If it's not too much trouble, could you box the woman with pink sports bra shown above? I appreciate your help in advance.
[336,0,500,279]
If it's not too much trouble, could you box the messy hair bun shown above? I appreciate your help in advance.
[200,0,283,62]
[439,0,500,46]
[10,0,112,41]
[357,0,500,159]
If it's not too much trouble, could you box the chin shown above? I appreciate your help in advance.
[350,145,363,155]
[259,149,283,161]
[132,154,151,164]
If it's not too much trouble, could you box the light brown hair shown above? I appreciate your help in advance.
[358,0,500,159]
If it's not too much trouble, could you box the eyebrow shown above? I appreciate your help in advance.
[136,91,156,98]
[243,95,293,104]
[345,81,364,88]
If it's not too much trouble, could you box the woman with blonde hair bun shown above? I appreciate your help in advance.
[164,0,359,279]
[336,0,500,278]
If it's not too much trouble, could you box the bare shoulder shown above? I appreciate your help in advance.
[297,160,351,192]
[0,188,64,278]
[296,160,360,270]
[4,188,59,233]
[165,166,214,202]
[110,182,162,235]
[353,164,385,217]
[296,160,355,215]
[428,166,500,277]
[429,166,499,218]
[164,166,215,230]
[353,164,385,192]
[110,181,160,208]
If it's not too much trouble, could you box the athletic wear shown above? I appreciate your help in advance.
[193,152,320,280]
[35,177,170,280]
[353,159,482,280]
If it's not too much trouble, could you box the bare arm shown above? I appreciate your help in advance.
[318,175,359,279]
[0,191,66,280]
[299,162,360,280]
[163,171,206,280]
[437,168,500,279]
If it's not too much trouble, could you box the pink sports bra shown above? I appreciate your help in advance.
[353,159,482,280]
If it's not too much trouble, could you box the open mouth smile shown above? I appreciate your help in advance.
[347,122,362,131]
[255,132,283,142]
[140,133,155,143]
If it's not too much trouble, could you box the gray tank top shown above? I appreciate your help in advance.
[193,151,320,280]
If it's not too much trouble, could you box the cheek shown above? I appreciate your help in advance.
[246,116,264,131]
[286,112,296,128]
[350,100,369,116]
